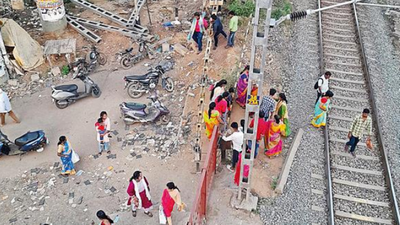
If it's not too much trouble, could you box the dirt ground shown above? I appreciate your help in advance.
[0,0,288,224]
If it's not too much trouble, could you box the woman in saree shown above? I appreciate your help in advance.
[57,136,76,176]
[265,115,286,158]
[203,102,224,139]
[235,65,250,107]
[311,90,334,128]
[161,182,185,225]
[274,93,291,137]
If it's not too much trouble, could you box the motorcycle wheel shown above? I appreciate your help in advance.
[159,114,171,125]
[120,55,133,70]
[127,82,144,98]
[97,53,107,65]
[92,85,102,98]
[55,100,68,109]
[163,77,174,92]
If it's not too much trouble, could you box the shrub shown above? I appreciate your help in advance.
[271,0,292,20]
[228,0,255,18]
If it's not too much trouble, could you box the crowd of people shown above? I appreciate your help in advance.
[205,66,375,185]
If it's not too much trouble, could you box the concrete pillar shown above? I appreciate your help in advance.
[36,0,67,33]
[10,0,25,10]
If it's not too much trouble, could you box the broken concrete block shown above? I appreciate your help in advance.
[51,67,61,76]
[31,73,40,82]
[173,43,188,56]
[7,79,19,86]
[162,43,170,52]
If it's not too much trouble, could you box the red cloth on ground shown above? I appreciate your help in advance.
[249,118,268,141]
[161,189,175,217]
[126,177,152,209]
[215,99,227,115]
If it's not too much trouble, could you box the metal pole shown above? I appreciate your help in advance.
[356,2,400,9]
[146,0,152,25]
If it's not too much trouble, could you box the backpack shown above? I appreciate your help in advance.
[314,78,323,89]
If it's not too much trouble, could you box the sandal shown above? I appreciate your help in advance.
[144,211,153,217]
[132,211,137,217]
[107,150,111,154]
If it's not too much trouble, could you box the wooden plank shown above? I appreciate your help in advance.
[275,129,304,194]
[324,39,358,45]
[335,210,392,224]
[326,61,362,68]
[324,53,359,59]
[330,77,364,84]
[325,68,363,76]
[312,173,323,180]
[334,194,389,207]
[332,164,382,175]
[328,114,353,122]
[334,95,368,102]
[330,138,367,147]
[312,189,324,195]
[331,151,379,161]
[329,126,348,132]
[330,104,364,112]
[312,205,325,212]
[333,178,386,191]
[330,85,366,93]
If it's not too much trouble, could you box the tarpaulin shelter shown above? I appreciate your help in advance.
[0,18,44,71]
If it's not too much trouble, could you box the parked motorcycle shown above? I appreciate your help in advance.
[119,93,171,125]
[117,38,154,69]
[51,68,101,109]
[73,46,107,76]
[0,130,48,156]
[124,65,174,98]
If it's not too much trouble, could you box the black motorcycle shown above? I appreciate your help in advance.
[123,65,174,98]
[73,46,107,76]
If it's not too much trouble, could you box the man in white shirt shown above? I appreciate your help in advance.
[316,71,331,104]
[222,122,244,172]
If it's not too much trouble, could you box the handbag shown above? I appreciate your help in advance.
[159,205,167,224]
[366,139,373,150]
[71,150,80,164]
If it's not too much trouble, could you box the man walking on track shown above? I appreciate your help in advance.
[345,108,372,157]
[315,71,331,104]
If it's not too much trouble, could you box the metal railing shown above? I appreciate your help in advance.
[188,126,219,225]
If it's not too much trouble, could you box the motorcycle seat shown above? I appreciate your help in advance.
[125,47,133,53]
[123,102,147,110]
[125,73,151,81]
[54,84,78,92]
[15,131,40,147]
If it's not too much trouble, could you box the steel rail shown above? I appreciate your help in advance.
[352,3,400,223]
[317,0,335,224]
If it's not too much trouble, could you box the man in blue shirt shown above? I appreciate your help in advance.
[210,14,227,50]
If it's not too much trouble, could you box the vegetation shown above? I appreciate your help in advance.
[271,0,292,20]
[271,176,278,190]
[62,65,70,76]
[228,0,255,17]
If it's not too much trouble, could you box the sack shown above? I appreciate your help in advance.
[71,150,80,164]
[159,205,167,224]
[366,139,373,150]
[314,78,323,89]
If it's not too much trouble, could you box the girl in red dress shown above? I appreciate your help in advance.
[161,182,185,225]
[127,171,153,217]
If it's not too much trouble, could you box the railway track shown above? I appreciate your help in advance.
[312,0,400,224]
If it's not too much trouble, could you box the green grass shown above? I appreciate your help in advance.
[271,0,292,20]
[228,0,255,18]
[271,176,278,190]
